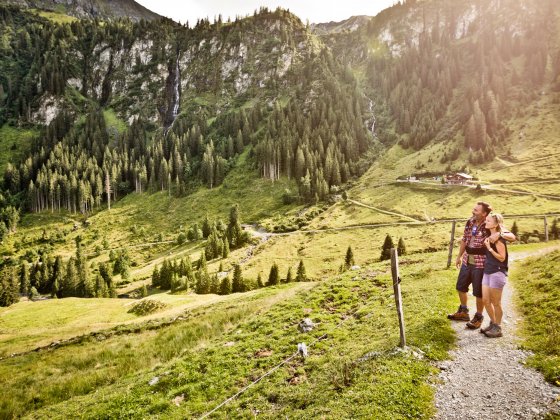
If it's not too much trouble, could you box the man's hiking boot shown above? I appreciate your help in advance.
[484,323,503,338]
[480,322,494,334]
[447,306,470,321]
[466,313,484,329]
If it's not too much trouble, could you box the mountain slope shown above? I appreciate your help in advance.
[2,0,162,21]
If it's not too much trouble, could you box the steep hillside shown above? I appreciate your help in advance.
[2,0,162,21]
[323,0,559,164]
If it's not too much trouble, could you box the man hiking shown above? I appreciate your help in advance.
[447,201,515,329]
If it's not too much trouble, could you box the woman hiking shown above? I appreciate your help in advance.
[480,213,509,338]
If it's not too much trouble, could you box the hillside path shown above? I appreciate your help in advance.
[434,246,560,419]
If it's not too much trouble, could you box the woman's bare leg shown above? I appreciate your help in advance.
[489,287,504,325]
[482,285,495,323]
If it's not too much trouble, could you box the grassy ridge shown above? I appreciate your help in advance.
[511,249,560,385]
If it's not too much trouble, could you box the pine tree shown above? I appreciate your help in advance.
[345,246,355,269]
[511,221,519,238]
[151,265,160,288]
[19,263,30,296]
[232,264,244,293]
[397,238,407,256]
[219,276,232,295]
[296,260,307,282]
[285,267,293,283]
[202,215,212,238]
[380,234,395,261]
[209,274,220,294]
[257,272,264,288]
[267,262,280,286]
[222,237,230,258]
[551,218,559,240]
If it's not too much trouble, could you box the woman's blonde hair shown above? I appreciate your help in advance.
[489,213,504,232]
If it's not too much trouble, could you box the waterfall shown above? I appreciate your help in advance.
[164,55,181,136]
[367,96,376,137]
[172,59,180,118]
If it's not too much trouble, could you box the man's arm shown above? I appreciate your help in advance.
[455,240,466,269]
[501,230,516,242]
[489,230,516,243]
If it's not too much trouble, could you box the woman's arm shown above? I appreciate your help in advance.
[485,239,506,262]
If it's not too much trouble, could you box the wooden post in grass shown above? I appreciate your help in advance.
[447,220,456,268]
[390,248,406,348]
[544,216,549,242]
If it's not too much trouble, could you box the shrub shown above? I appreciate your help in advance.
[127,299,169,316]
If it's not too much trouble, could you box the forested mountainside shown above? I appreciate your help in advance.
[0,5,372,221]
[0,0,559,228]
[321,0,559,164]
[1,0,162,21]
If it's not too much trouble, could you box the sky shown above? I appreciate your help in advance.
[135,0,398,25]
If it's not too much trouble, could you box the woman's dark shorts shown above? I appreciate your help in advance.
[456,264,484,298]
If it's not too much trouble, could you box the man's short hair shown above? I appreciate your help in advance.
[477,201,492,215]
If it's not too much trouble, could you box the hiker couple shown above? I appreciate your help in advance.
[447,201,514,338]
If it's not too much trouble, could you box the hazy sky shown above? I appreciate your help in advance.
[135,0,398,25]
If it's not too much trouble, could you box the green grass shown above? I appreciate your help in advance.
[1,149,298,261]
[103,108,128,135]
[351,183,560,222]
[0,283,314,419]
[511,248,560,386]
[1,250,459,419]
[0,124,37,173]
[30,9,78,24]
[0,290,243,356]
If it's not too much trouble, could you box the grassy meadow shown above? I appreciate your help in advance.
[511,249,560,386]
[1,250,460,419]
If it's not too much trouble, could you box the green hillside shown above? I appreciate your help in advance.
[0,0,559,418]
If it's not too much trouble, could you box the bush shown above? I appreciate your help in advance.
[127,299,169,316]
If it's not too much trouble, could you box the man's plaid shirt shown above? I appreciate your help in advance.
[461,218,489,269]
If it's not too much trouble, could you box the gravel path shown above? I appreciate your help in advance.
[434,247,560,419]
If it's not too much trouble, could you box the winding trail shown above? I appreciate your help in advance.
[434,246,560,419]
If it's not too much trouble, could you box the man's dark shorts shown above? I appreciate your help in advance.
[456,264,484,298]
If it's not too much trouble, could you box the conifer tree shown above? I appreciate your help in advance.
[19,263,30,296]
[511,221,519,238]
[232,264,244,293]
[257,272,264,288]
[285,267,293,283]
[267,262,280,286]
[296,260,307,282]
[219,276,232,295]
[222,237,230,258]
[551,218,559,240]
[397,238,407,256]
[151,265,160,288]
[209,274,220,294]
[380,234,395,261]
[345,246,355,269]
[202,215,212,238]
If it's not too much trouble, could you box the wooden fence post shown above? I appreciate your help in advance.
[544,216,549,242]
[390,248,406,348]
[447,220,456,268]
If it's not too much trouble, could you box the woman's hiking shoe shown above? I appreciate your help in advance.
[447,306,470,321]
[484,324,503,338]
[480,322,494,334]
[466,313,484,329]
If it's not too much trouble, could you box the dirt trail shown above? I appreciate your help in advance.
[434,246,560,419]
